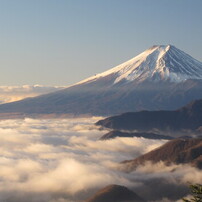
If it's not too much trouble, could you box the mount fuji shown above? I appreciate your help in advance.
[1,45,202,118]
[77,45,202,84]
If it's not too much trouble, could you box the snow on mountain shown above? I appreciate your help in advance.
[77,45,202,85]
[1,45,202,117]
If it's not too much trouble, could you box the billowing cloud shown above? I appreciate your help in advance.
[0,85,65,103]
[0,118,200,202]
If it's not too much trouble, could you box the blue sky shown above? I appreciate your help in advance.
[0,0,202,85]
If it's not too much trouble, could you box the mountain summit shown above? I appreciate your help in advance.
[77,45,202,85]
[1,45,202,117]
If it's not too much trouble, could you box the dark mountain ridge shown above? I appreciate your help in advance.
[96,99,202,132]
[85,184,145,202]
[100,130,173,140]
[122,138,202,171]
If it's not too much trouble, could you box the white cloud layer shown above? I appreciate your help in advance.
[0,85,65,103]
[0,118,200,202]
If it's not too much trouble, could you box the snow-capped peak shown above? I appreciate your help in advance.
[76,45,202,85]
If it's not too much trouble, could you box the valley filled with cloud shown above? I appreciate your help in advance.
[0,1,201,202]
[0,118,200,202]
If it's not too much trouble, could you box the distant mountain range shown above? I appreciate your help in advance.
[122,138,202,171]
[96,99,202,133]
[1,45,202,117]
[85,184,145,202]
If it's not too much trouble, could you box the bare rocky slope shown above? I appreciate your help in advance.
[122,138,202,171]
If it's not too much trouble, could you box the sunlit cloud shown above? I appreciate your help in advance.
[0,85,65,104]
[0,118,200,201]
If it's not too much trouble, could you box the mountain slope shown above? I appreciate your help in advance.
[77,45,202,84]
[85,184,144,202]
[122,138,202,171]
[96,99,202,132]
[100,130,173,140]
[1,45,202,117]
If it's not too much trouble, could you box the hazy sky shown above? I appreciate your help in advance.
[1,0,202,85]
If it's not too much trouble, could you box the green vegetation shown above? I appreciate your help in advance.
[183,184,202,202]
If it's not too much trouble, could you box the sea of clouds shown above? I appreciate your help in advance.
[0,117,201,202]
[0,85,65,104]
